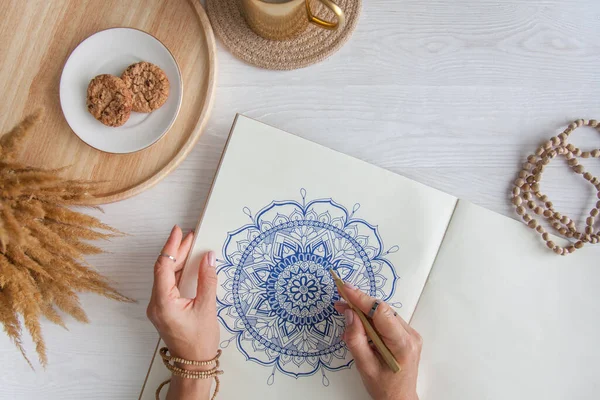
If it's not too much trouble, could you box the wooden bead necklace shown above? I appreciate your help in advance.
[513,119,600,256]
[156,348,223,400]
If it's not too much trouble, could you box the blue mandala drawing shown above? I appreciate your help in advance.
[217,189,400,385]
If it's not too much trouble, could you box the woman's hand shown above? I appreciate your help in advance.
[335,285,422,400]
[146,226,220,400]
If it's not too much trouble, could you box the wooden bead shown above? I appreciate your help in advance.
[592,149,600,158]
[558,227,567,235]
[551,137,560,146]
[526,175,535,184]
[565,152,574,160]
[540,195,548,202]
[527,155,537,163]
[574,165,584,174]
[552,221,562,230]
[567,143,576,151]
[568,158,578,166]
[534,173,542,182]
[522,183,531,192]
[519,170,528,179]
[553,212,562,219]
[576,119,584,127]
[590,119,598,127]
[528,219,538,229]
[512,187,520,196]
[548,149,557,158]
[575,241,584,249]
[546,241,555,249]
[584,172,593,181]
[523,162,533,170]
[512,196,522,206]
[545,201,553,208]
[536,147,545,156]
[516,206,526,215]
[567,245,576,253]
[534,206,543,215]
[559,133,568,141]
[543,209,553,218]
[515,178,525,187]
[568,221,576,230]
[553,246,563,255]
[574,148,582,157]
[560,216,570,224]
[536,225,545,233]
[582,151,591,158]
[544,141,552,150]
[591,209,599,217]
[566,231,574,238]
[568,122,577,130]
[542,157,550,165]
[523,214,532,222]
[585,234,592,242]
[523,192,533,201]
[592,178,599,185]
[587,217,595,226]
[527,201,535,209]
[597,192,600,200]
[542,232,549,241]
[531,183,540,192]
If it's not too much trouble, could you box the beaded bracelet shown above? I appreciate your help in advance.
[156,348,223,400]
[512,118,600,255]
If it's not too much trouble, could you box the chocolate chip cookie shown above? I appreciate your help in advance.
[121,62,170,113]
[86,74,132,127]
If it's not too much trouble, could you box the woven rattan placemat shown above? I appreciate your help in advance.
[206,0,362,70]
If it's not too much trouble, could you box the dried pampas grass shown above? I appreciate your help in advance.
[0,110,133,368]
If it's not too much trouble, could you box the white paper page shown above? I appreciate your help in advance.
[412,201,600,400]
[142,115,457,399]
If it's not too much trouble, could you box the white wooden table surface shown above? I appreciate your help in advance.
[1,0,599,398]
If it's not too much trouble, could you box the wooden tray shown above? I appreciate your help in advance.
[0,0,216,204]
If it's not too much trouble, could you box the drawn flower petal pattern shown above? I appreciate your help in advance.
[216,191,399,383]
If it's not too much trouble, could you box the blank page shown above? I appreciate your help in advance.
[412,201,600,400]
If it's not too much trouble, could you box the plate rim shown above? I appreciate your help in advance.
[59,26,184,155]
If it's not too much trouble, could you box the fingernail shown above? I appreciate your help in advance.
[344,309,354,326]
[207,251,216,267]
[344,282,357,290]
[335,300,347,307]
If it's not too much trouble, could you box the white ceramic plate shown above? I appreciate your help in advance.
[60,28,183,154]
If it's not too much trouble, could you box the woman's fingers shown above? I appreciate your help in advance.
[334,301,349,315]
[342,309,380,377]
[194,251,218,311]
[174,231,194,273]
[341,284,411,360]
[152,225,184,302]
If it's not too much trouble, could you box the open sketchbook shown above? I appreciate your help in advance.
[140,115,600,400]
